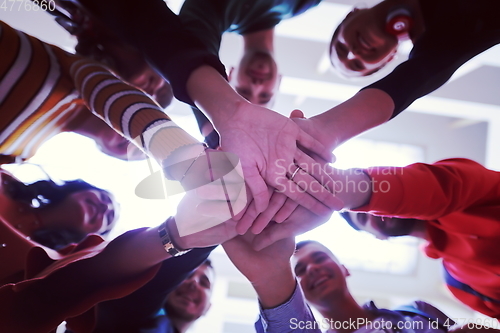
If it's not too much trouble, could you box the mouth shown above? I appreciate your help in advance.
[310,275,332,290]
[179,293,199,306]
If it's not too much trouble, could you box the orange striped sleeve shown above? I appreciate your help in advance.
[69,58,202,166]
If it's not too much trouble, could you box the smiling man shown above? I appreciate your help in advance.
[291,240,454,333]
[163,259,214,333]
[225,234,457,333]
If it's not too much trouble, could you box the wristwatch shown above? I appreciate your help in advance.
[158,217,191,257]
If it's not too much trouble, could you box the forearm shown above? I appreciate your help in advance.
[77,0,226,106]
[252,265,296,309]
[257,282,321,333]
[311,88,394,150]
[186,65,249,128]
[70,58,205,179]
[327,167,373,209]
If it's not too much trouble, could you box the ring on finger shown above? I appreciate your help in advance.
[289,166,301,181]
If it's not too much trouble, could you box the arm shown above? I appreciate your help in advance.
[223,235,321,333]
[75,0,226,106]
[0,192,237,333]
[296,38,496,152]
[70,1,342,221]
[93,246,216,332]
[186,66,343,218]
[292,89,394,152]
[358,158,500,219]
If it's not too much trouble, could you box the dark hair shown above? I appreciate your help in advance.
[296,240,321,251]
[202,258,213,269]
[6,177,114,249]
[339,211,360,231]
[7,178,104,209]
[31,228,86,251]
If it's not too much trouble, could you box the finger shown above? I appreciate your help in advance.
[250,191,287,234]
[289,109,305,119]
[273,199,299,223]
[235,199,260,235]
[294,149,336,195]
[296,128,334,163]
[242,167,270,213]
[283,155,344,213]
[251,222,292,251]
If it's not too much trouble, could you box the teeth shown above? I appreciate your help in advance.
[313,277,329,288]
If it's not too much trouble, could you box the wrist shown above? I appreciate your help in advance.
[163,143,207,181]
[253,267,296,309]
[208,98,251,136]
[310,114,341,151]
[158,217,191,256]
[186,66,247,128]
[328,167,372,209]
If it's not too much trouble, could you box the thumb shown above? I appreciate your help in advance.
[290,109,305,119]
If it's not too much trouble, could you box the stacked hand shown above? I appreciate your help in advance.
[214,102,343,234]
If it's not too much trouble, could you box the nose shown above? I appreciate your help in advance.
[305,263,322,277]
[185,277,200,290]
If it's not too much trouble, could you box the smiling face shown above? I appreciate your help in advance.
[165,263,214,322]
[228,51,281,107]
[330,8,398,77]
[42,189,119,236]
[292,242,350,306]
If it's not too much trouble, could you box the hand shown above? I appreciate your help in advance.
[223,233,295,284]
[289,109,337,154]
[171,215,238,250]
[215,102,343,231]
[171,160,247,238]
[223,233,297,310]
[164,149,248,228]
[252,205,334,251]
[236,190,298,235]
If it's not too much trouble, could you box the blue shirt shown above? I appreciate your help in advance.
[255,283,453,333]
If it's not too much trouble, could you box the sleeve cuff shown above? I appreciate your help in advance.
[258,281,317,332]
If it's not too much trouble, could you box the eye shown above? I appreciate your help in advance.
[294,265,305,277]
[314,254,327,264]
[335,42,349,58]
[200,275,211,289]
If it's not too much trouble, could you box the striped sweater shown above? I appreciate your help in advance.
[0,20,200,166]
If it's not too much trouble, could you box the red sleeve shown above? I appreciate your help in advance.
[359,158,500,220]
[0,229,160,333]
[446,285,500,319]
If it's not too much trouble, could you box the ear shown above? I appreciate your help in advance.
[290,109,305,119]
[228,66,235,81]
[341,265,350,278]
[276,73,283,89]
[203,301,212,316]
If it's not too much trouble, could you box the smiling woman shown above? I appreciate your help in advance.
[0,169,119,250]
